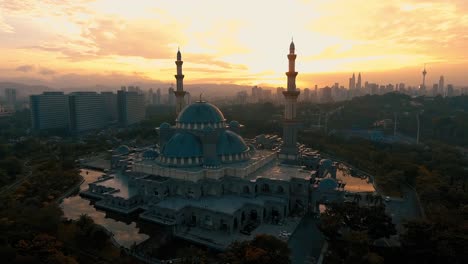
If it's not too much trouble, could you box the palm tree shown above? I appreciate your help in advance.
[76,213,94,230]
[373,195,383,206]
[353,194,362,204]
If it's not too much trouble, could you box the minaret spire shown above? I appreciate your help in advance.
[279,40,301,161]
[174,48,186,116]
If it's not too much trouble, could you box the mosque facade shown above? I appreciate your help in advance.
[81,42,345,249]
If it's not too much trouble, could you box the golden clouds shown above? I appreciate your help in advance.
[0,0,467,87]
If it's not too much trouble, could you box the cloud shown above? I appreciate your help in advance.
[15,65,35,72]
[78,17,179,60]
[38,67,56,75]
[0,13,14,33]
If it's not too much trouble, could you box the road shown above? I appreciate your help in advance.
[0,160,32,196]
[289,214,325,264]
[385,184,424,233]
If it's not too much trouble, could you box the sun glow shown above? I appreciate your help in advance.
[0,0,467,87]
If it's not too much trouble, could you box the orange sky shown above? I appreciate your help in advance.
[0,0,467,89]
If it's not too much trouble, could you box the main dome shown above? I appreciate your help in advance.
[177,101,226,124]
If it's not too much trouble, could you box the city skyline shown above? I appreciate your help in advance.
[1,0,467,89]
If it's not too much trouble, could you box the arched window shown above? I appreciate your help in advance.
[243,186,250,194]
[262,184,270,193]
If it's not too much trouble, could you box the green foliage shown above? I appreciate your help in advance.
[220,234,291,264]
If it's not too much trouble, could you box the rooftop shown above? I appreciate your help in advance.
[95,171,138,199]
[154,195,286,215]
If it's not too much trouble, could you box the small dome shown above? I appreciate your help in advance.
[229,120,240,128]
[160,122,171,129]
[161,132,203,158]
[177,101,225,125]
[116,145,130,155]
[143,149,159,159]
[217,130,249,155]
[319,159,332,167]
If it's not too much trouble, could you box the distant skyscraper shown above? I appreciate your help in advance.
[349,73,356,90]
[279,40,300,161]
[251,86,262,102]
[101,92,118,122]
[303,88,310,102]
[321,87,333,103]
[30,92,69,131]
[167,87,175,105]
[174,48,186,115]
[447,84,454,97]
[236,91,248,104]
[356,73,362,90]
[432,84,439,97]
[5,88,16,111]
[154,88,161,104]
[276,87,285,103]
[69,92,105,134]
[117,90,145,126]
[185,91,191,106]
[438,75,444,96]
[147,88,154,104]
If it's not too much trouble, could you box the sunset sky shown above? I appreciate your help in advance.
[0,0,467,89]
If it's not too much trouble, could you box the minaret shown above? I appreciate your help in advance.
[174,48,186,115]
[279,40,301,161]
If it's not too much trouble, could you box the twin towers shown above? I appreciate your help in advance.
[173,41,301,160]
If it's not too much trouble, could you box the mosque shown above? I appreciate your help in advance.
[82,41,345,249]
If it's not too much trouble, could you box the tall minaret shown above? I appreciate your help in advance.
[174,48,186,115]
[279,40,301,161]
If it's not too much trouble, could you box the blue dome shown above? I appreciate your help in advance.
[229,120,240,128]
[162,132,203,158]
[217,130,249,155]
[177,101,225,124]
[116,145,130,155]
[160,122,171,129]
[143,149,159,159]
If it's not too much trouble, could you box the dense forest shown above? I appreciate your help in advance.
[0,93,466,263]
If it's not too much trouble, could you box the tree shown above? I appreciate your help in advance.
[220,234,291,264]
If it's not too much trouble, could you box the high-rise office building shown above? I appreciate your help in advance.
[349,73,356,90]
[101,92,117,122]
[147,88,154,105]
[276,87,285,103]
[303,88,310,102]
[117,90,145,126]
[5,88,16,111]
[30,92,69,131]
[154,88,161,104]
[356,73,362,90]
[321,87,333,103]
[167,87,175,105]
[432,84,439,97]
[447,84,454,97]
[69,92,106,133]
[438,76,444,96]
